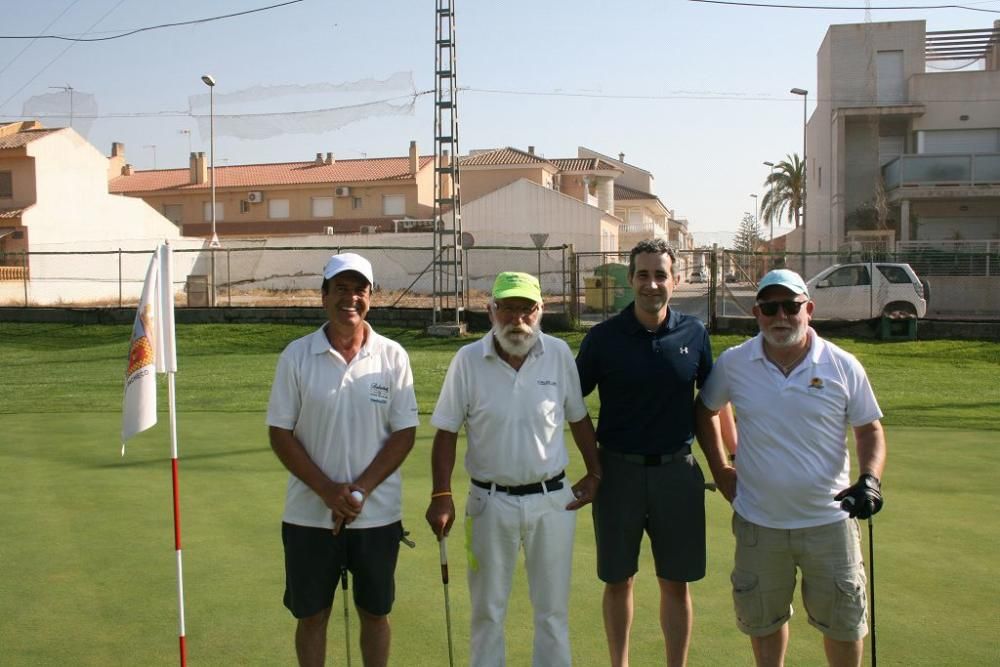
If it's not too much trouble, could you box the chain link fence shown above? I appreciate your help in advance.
[0,242,573,312]
[2,240,996,323]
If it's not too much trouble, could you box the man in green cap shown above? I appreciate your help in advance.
[426,271,602,667]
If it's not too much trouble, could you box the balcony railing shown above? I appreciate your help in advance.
[0,265,28,281]
[620,220,667,237]
[883,153,1000,189]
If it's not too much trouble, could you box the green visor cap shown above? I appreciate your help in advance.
[492,271,542,303]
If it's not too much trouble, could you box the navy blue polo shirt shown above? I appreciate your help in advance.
[576,303,714,455]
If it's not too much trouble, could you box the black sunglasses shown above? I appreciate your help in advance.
[756,299,807,316]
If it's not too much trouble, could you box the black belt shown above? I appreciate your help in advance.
[601,447,691,466]
[471,471,565,496]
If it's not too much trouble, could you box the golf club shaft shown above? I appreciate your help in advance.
[439,537,455,667]
[342,567,352,667]
[869,517,876,667]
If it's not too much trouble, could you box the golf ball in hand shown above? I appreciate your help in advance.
[351,490,364,503]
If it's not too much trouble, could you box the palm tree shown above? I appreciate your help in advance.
[759,154,805,230]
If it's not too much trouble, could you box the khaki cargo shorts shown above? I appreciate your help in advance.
[731,513,868,641]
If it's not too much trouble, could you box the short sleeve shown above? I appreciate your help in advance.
[576,329,599,397]
[430,350,468,433]
[266,347,300,430]
[388,348,420,432]
[697,349,731,412]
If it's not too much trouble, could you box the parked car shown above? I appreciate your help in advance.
[689,269,707,284]
[805,262,928,320]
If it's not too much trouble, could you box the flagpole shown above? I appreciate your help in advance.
[168,373,187,666]
[158,244,187,667]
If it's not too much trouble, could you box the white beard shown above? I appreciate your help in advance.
[493,319,541,358]
[762,322,808,348]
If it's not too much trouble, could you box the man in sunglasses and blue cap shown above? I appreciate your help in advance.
[695,268,887,667]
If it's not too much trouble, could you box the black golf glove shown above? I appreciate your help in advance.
[835,473,883,519]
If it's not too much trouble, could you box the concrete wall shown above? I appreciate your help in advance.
[135,177,430,235]
[460,165,551,204]
[910,70,1000,131]
[924,276,999,317]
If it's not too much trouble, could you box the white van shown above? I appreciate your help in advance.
[805,262,928,320]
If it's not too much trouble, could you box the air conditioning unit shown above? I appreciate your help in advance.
[335,186,351,197]
[324,226,335,235]
[247,191,263,203]
[360,225,378,234]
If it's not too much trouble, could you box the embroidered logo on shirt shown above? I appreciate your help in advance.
[537,379,558,387]
[369,382,390,404]
[809,377,825,390]
[679,346,689,355]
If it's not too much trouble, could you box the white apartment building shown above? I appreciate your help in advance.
[805,19,1000,270]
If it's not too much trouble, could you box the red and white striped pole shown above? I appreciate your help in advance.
[159,245,187,666]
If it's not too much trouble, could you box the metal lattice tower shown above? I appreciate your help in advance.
[431,0,465,327]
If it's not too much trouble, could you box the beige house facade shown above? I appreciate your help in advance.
[0,121,197,305]
[807,19,1000,268]
[110,141,437,238]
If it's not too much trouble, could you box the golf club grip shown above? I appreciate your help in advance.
[439,538,449,584]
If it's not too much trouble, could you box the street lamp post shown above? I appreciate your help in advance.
[750,193,758,226]
[790,87,808,274]
[201,75,220,250]
[202,74,220,308]
[763,161,775,244]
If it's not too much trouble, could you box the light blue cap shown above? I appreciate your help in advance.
[756,269,809,298]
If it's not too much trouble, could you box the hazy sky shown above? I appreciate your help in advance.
[1,0,992,245]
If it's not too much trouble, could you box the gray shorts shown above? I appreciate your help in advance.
[592,448,706,583]
[731,513,868,641]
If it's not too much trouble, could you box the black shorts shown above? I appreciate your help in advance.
[592,449,706,583]
[281,521,402,619]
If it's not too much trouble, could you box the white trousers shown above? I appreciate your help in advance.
[465,482,577,667]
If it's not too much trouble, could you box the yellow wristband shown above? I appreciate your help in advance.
[431,491,452,499]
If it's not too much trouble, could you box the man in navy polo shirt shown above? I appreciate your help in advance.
[576,238,735,667]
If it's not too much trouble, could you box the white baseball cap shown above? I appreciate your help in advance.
[322,253,374,286]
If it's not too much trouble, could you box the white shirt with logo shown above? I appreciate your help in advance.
[267,323,419,529]
[699,330,883,529]
[432,332,589,485]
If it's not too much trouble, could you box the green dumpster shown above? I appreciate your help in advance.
[593,263,632,311]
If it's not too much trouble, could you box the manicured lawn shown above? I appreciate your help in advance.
[1,323,997,665]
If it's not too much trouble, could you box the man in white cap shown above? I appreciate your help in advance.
[267,252,419,667]
[425,271,601,667]
[696,268,886,667]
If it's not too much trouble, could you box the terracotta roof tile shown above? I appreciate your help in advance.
[0,127,63,150]
[0,208,26,219]
[460,147,552,167]
[614,184,658,200]
[550,158,621,172]
[109,155,434,194]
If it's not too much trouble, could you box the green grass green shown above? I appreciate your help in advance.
[1,323,997,665]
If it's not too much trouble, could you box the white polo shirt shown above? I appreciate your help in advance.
[431,332,589,486]
[267,323,419,529]
[700,329,883,529]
